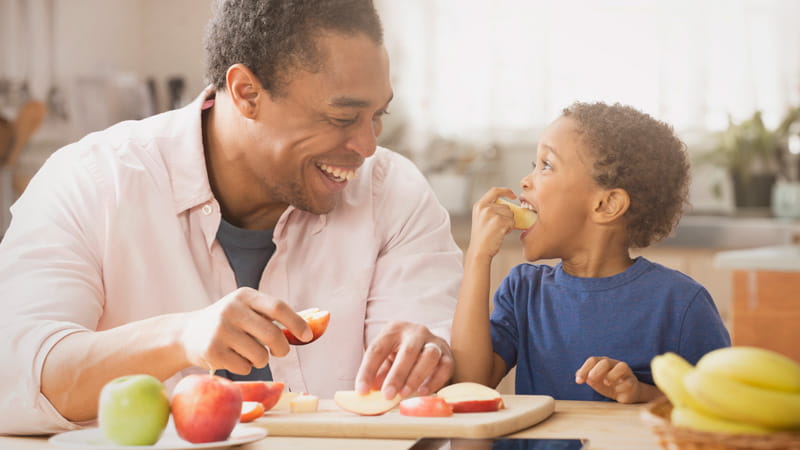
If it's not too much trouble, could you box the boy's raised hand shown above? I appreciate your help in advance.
[574,356,656,404]
[468,187,517,260]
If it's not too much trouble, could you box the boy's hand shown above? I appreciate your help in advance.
[467,187,517,260]
[575,356,644,404]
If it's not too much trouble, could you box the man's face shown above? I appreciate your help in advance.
[242,32,393,215]
[518,116,602,262]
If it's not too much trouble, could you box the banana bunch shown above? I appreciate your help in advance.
[651,347,800,435]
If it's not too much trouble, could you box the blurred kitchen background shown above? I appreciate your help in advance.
[1,0,799,363]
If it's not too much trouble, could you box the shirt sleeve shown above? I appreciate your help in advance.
[0,148,107,434]
[363,152,463,346]
[677,287,732,365]
[490,271,520,371]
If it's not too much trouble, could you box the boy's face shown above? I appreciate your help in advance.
[518,116,603,261]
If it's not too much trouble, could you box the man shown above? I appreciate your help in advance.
[0,0,462,434]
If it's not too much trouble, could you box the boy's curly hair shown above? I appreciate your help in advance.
[562,102,690,248]
[205,0,383,96]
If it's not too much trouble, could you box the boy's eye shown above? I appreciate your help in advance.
[531,161,537,170]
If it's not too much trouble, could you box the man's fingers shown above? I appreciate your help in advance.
[398,342,443,397]
[380,341,425,399]
[355,336,397,394]
[416,350,454,396]
[243,290,313,345]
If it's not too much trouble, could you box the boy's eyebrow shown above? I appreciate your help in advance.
[330,92,394,109]
[540,143,559,158]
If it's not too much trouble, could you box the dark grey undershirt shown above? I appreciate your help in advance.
[214,217,275,381]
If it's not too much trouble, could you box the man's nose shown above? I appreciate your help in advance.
[346,120,378,158]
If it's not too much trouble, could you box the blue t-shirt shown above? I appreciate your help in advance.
[489,257,731,401]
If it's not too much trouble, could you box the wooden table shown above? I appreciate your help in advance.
[0,401,661,450]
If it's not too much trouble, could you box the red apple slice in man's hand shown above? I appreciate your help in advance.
[436,382,504,413]
[399,395,454,417]
[334,390,402,416]
[282,308,331,345]
[233,381,285,412]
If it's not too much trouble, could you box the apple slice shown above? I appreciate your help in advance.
[282,308,331,345]
[289,393,319,413]
[399,396,453,417]
[496,198,537,230]
[334,390,402,416]
[273,392,300,411]
[233,381,285,412]
[436,382,504,413]
[239,401,265,423]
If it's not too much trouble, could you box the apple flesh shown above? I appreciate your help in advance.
[399,396,453,417]
[171,374,242,443]
[98,374,170,446]
[274,392,300,411]
[289,393,319,413]
[282,307,330,345]
[436,382,504,413]
[334,390,402,416]
[239,401,265,423]
[233,381,285,411]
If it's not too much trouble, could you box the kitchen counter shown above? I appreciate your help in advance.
[0,401,661,450]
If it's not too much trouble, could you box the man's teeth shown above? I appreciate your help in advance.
[318,163,357,181]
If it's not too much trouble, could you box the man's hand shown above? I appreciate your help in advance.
[179,287,312,374]
[575,356,659,404]
[355,321,453,399]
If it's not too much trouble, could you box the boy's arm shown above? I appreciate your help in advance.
[452,188,515,387]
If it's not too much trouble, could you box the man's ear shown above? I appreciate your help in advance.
[592,188,630,224]
[225,63,263,119]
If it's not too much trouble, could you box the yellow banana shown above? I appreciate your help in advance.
[696,346,800,392]
[671,406,772,435]
[684,368,800,430]
[650,353,715,415]
[496,198,537,229]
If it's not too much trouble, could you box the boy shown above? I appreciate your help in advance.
[451,102,730,403]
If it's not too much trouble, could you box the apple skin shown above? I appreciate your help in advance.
[233,381,284,411]
[171,375,242,444]
[239,401,265,423]
[98,374,170,446]
[334,390,402,416]
[436,382,504,413]
[399,396,454,417]
[283,308,330,345]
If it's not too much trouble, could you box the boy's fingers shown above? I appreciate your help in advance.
[575,356,600,383]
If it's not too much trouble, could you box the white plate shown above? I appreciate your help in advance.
[48,423,267,449]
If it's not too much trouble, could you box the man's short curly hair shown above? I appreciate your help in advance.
[562,102,690,248]
[205,0,383,96]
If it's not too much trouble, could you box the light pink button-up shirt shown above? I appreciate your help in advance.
[0,91,462,434]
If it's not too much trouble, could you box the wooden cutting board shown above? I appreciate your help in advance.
[250,395,554,439]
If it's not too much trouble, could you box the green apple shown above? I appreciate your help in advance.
[98,374,170,445]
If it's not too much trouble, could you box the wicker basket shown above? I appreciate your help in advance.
[640,396,800,450]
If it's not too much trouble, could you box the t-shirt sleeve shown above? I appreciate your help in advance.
[489,271,520,371]
[678,287,732,364]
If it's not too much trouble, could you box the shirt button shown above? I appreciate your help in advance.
[202,204,213,215]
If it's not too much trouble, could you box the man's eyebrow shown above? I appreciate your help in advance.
[330,92,394,109]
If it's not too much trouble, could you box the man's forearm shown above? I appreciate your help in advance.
[41,313,191,422]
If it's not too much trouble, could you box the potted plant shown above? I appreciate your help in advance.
[698,111,781,209]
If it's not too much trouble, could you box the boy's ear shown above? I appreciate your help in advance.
[225,63,263,119]
[592,188,630,223]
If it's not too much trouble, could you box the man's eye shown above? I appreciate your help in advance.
[331,116,357,127]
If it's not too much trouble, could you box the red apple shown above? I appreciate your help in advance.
[399,396,454,417]
[170,375,242,443]
[233,381,285,411]
[239,401,265,423]
[334,390,402,416]
[282,308,330,345]
[436,382,504,413]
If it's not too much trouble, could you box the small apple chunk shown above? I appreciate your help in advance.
[399,396,454,417]
[171,374,242,443]
[98,374,170,446]
[289,393,319,413]
[334,390,402,416]
[282,307,331,345]
[436,382,504,413]
[233,381,285,411]
[239,401,265,423]
[274,392,300,411]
